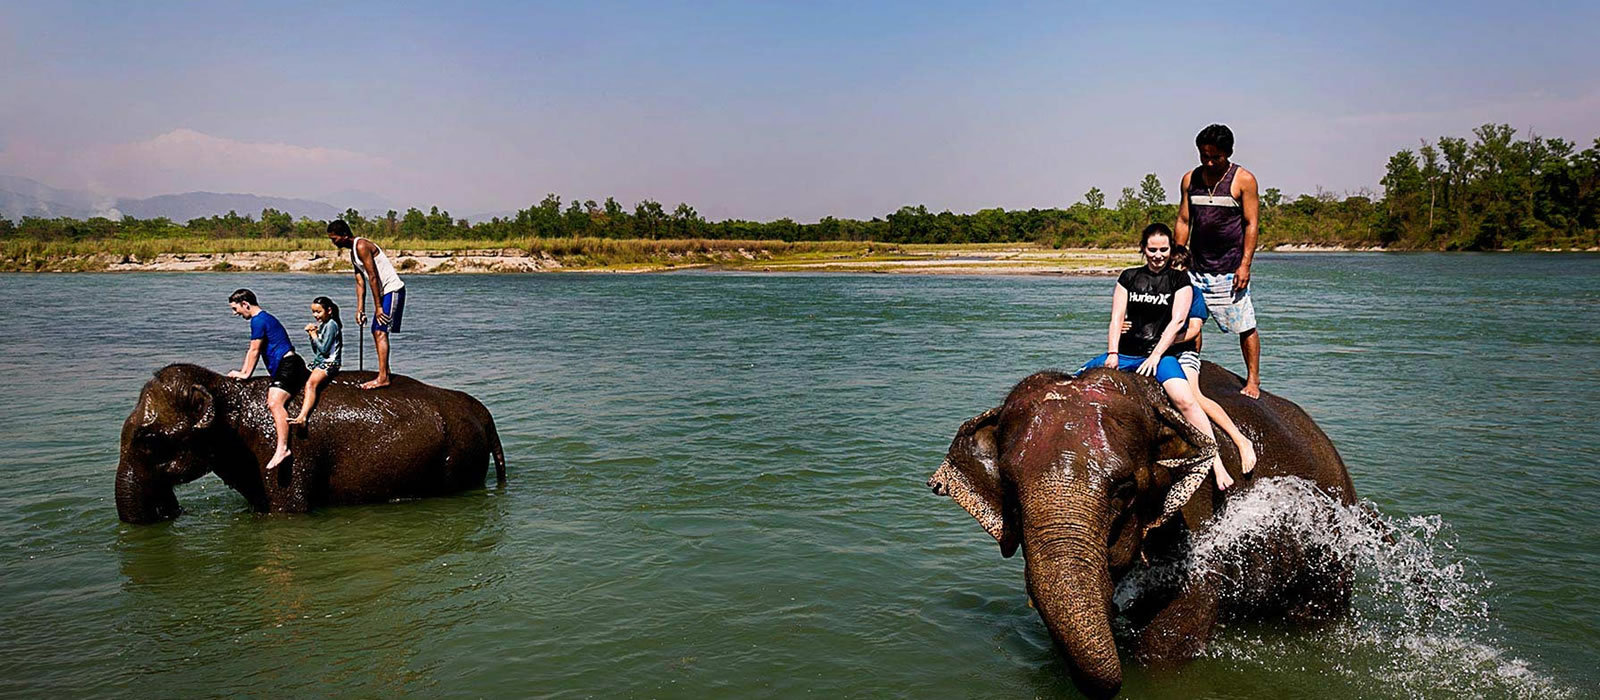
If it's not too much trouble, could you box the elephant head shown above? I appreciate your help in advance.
[116,365,243,523]
[928,369,1223,698]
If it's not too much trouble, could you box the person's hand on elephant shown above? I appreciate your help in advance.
[1136,356,1160,376]
[226,369,247,380]
[1103,352,1119,369]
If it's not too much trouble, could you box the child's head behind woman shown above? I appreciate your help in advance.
[1170,243,1191,272]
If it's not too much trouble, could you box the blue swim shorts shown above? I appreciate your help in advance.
[373,287,406,334]
[1076,353,1186,384]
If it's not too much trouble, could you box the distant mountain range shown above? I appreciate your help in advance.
[0,175,395,223]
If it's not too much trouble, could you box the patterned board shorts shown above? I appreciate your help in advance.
[1177,350,1202,374]
[1189,271,1257,334]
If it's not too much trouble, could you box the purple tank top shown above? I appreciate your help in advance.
[1187,163,1245,274]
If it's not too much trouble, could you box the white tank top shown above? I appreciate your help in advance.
[350,237,405,294]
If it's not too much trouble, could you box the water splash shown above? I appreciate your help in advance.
[1116,477,1573,699]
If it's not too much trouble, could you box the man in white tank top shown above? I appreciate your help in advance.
[327,220,406,389]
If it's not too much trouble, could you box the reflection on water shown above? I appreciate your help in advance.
[1,254,1596,697]
[113,495,507,695]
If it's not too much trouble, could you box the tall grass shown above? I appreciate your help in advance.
[0,236,902,270]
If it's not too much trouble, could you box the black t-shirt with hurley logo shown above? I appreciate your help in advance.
[1116,265,1190,357]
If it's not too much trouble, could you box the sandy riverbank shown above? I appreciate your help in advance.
[5,245,1149,275]
[21,241,1564,275]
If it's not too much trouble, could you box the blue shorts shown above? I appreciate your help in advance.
[374,288,406,334]
[1077,353,1187,384]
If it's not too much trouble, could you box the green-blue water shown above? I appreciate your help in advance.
[1,253,1595,698]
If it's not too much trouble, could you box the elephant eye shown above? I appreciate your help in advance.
[135,430,173,455]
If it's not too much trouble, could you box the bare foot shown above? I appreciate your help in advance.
[1239,438,1258,475]
[287,416,306,426]
[360,377,391,390]
[265,447,291,473]
[1213,460,1234,491]
[1240,381,1261,399]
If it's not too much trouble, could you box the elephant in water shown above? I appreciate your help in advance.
[927,363,1359,698]
[117,364,506,524]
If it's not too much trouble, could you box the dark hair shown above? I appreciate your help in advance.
[1196,123,1234,156]
[327,219,352,237]
[228,288,258,306]
[1170,243,1190,270]
[311,295,342,326]
[1140,223,1173,249]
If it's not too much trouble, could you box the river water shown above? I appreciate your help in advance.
[0,253,1595,698]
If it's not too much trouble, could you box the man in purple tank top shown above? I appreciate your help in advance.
[1174,124,1264,398]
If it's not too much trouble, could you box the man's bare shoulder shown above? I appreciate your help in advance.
[1180,169,1193,188]
[1228,165,1254,195]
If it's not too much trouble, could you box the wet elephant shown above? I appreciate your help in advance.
[927,363,1359,698]
[117,363,506,524]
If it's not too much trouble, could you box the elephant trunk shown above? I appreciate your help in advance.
[116,457,179,524]
[1020,482,1121,698]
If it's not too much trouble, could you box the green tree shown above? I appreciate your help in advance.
[670,203,702,238]
[260,208,294,238]
[1137,173,1167,210]
[634,200,666,239]
[1083,187,1105,210]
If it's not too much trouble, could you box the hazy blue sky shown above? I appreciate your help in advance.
[3,1,1596,220]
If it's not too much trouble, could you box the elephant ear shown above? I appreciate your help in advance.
[928,406,1021,557]
[188,383,215,431]
[1148,400,1220,532]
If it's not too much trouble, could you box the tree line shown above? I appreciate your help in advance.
[3,125,1595,250]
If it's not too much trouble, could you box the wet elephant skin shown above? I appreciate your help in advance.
[117,363,506,524]
[928,362,1358,698]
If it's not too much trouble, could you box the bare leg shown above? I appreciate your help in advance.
[289,370,328,424]
[1162,376,1232,491]
[1239,329,1261,399]
[1183,366,1257,474]
[362,331,392,389]
[265,388,292,472]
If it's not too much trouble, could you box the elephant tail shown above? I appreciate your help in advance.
[488,420,506,485]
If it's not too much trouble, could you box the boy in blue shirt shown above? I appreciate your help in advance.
[227,288,308,473]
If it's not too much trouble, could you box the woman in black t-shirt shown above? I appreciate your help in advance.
[1078,224,1234,491]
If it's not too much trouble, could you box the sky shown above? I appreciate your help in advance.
[2,0,1597,221]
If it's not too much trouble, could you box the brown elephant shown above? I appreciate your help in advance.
[117,363,506,524]
[927,363,1359,698]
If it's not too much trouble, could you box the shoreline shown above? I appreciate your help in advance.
[3,242,1595,275]
[1,245,1146,276]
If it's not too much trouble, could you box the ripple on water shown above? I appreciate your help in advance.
[1,258,1596,697]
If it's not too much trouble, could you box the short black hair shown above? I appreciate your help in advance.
[1196,124,1234,156]
[327,219,352,237]
[1140,223,1173,249]
[228,288,258,306]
